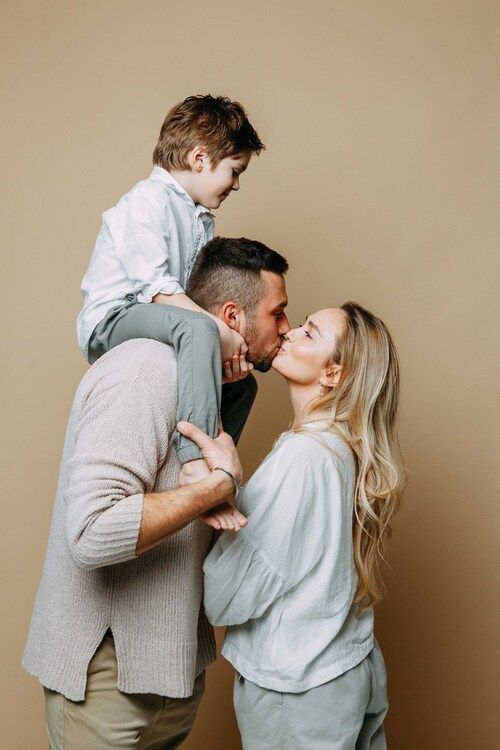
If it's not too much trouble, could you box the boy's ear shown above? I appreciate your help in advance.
[189,146,208,172]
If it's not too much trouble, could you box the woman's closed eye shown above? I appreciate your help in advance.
[299,323,312,338]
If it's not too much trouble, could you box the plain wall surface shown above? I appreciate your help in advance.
[2,1,499,747]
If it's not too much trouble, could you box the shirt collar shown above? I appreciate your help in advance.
[149,166,213,217]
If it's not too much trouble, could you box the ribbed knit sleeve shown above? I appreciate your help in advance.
[65,359,173,570]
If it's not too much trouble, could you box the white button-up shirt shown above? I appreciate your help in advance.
[204,429,374,693]
[76,167,214,356]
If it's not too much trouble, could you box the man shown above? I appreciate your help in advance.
[22,237,289,748]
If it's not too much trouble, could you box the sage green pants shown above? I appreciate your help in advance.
[44,632,205,749]
[88,295,257,463]
[233,643,388,750]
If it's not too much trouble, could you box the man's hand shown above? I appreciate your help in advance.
[178,458,211,487]
[177,422,243,485]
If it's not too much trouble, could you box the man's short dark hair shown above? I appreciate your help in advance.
[186,237,288,316]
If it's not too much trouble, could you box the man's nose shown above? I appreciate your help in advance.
[279,315,291,336]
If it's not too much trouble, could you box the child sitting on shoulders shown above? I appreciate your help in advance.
[76,94,265,526]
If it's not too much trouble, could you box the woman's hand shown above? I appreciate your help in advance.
[177,422,243,485]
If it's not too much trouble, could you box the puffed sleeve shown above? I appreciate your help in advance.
[204,434,341,626]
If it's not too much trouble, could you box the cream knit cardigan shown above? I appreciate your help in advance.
[22,339,216,701]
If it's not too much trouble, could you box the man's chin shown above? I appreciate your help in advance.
[252,358,274,374]
[252,349,282,373]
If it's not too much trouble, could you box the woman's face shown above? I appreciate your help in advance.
[272,308,346,387]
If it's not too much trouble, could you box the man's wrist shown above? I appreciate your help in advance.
[211,467,239,499]
[204,470,235,507]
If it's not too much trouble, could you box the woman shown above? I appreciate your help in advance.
[190,302,404,749]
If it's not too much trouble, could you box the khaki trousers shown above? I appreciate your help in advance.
[44,632,205,749]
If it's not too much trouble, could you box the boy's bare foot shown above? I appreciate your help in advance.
[200,502,247,532]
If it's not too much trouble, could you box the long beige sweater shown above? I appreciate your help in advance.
[22,339,216,701]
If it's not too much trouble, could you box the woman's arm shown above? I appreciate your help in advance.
[186,427,338,627]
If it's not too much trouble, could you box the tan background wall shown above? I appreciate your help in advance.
[2,1,498,747]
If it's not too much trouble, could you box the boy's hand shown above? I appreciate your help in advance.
[217,321,248,363]
[222,354,254,384]
[199,502,247,532]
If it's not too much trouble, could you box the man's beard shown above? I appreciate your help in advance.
[251,353,275,373]
[245,320,281,373]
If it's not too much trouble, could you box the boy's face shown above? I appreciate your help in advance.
[194,151,252,209]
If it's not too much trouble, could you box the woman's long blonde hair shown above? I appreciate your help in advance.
[293,302,404,611]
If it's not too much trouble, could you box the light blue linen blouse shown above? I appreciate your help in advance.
[203,429,374,693]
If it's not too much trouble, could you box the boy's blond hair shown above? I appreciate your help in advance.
[153,94,265,170]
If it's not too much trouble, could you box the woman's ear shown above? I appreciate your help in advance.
[319,364,342,389]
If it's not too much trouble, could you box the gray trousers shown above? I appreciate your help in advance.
[88,296,258,463]
[233,643,388,750]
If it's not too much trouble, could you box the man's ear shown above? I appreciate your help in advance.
[188,145,209,172]
[218,301,246,334]
[319,364,342,389]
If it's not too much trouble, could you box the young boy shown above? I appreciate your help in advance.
[76,95,265,523]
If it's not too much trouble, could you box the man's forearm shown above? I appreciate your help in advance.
[136,471,234,555]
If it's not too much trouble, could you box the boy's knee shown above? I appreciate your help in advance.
[189,312,220,341]
[174,310,220,349]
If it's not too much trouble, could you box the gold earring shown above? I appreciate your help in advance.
[319,381,333,395]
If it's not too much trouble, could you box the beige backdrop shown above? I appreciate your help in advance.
[2,1,499,747]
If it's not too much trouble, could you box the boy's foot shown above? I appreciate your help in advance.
[200,502,247,532]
